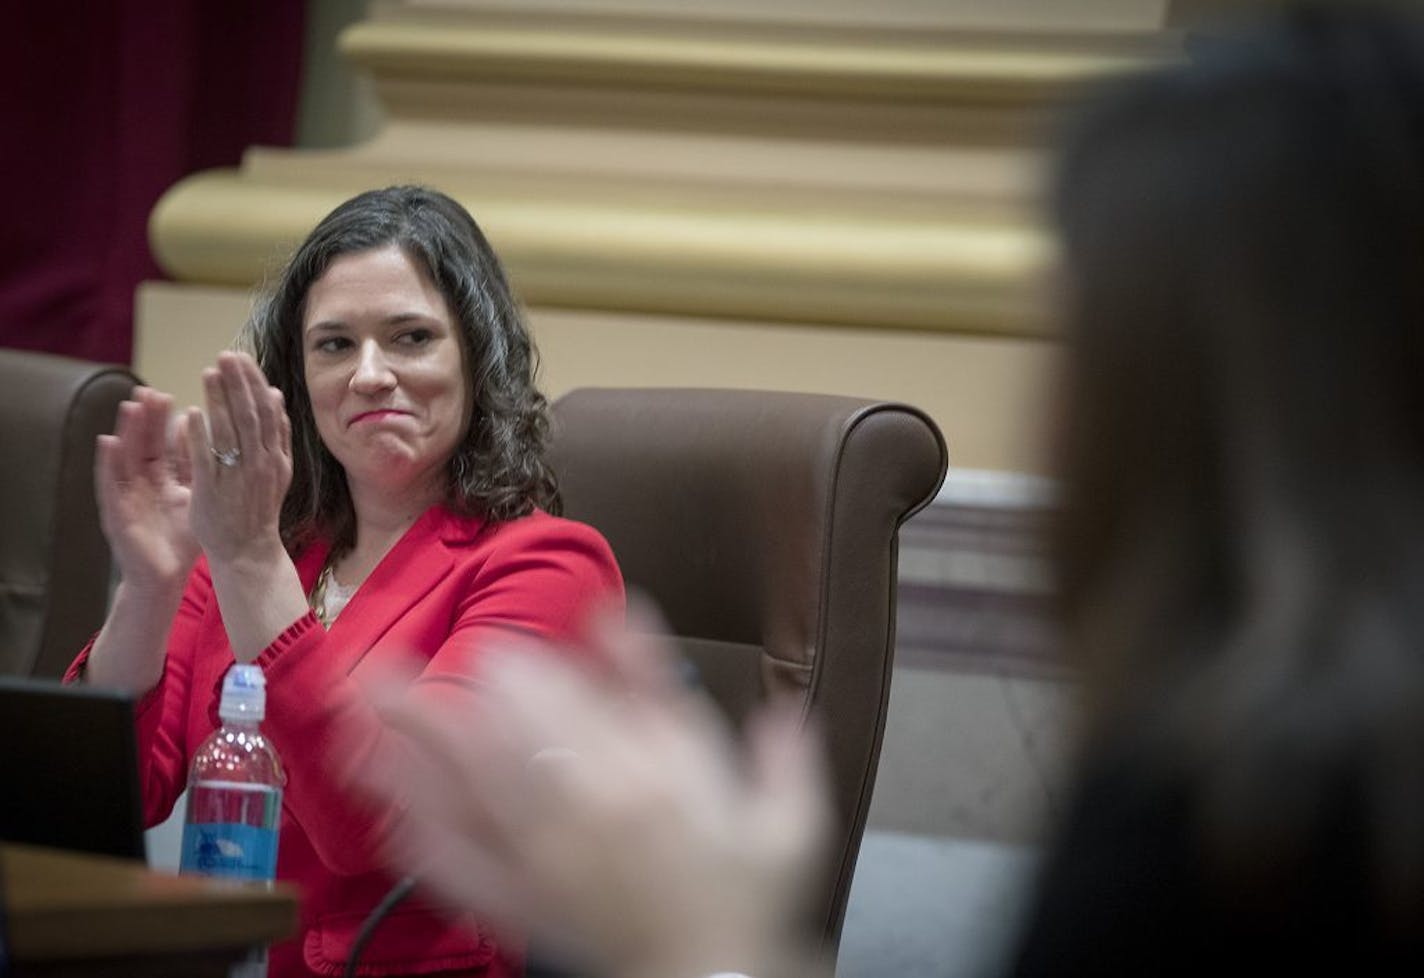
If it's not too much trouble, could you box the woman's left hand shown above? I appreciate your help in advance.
[185,351,293,565]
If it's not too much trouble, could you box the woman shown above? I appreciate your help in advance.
[72,186,625,977]
[360,5,1424,977]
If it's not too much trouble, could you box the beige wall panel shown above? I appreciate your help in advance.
[136,282,1058,475]
[133,284,258,411]
[529,307,1058,474]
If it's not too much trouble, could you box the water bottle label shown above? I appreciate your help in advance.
[180,822,279,880]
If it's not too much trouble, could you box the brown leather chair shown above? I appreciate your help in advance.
[0,349,138,678]
[548,387,948,954]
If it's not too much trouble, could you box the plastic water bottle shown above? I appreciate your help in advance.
[180,663,285,977]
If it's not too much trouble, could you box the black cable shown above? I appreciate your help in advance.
[343,875,595,977]
[343,875,416,978]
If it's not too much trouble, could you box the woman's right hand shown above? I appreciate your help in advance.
[94,387,200,591]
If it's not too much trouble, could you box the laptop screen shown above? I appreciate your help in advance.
[0,676,145,861]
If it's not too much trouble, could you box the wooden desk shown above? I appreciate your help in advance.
[3,843,298,977]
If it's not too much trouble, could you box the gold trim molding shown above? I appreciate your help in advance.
[149,5,1173,337]
[151,169,1049,335]
[340,18,1157,103]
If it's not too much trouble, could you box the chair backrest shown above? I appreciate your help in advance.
[0,349,137,679]
[548,387,948,952]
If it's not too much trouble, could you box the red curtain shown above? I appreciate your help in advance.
[0,1,305,365]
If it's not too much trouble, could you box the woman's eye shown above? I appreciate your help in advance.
[313,336,351,354]
[398,329,434,346]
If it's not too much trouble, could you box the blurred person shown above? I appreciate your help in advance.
[72,185,624,978]
[360,3,1424,977]
[1009,3,1424,972]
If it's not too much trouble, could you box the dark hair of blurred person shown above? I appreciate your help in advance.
[243,184,559,557]
[1012,4,1424,972]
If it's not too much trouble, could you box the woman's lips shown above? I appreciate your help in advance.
[348,409,411,426]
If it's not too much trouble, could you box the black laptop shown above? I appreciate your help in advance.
[0,676,146,861]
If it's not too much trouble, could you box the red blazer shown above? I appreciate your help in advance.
[69,506,624,977]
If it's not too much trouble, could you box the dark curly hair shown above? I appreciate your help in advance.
[242,185,559,557]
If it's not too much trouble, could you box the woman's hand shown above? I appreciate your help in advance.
[87,386,201,692]
[184,351,310,663]
[185,351,293,565]
[94,387,200,590]
[357,604,831,978]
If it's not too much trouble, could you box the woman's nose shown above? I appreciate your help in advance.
[351,340,397,393]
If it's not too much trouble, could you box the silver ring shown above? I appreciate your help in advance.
[211,446,241,468]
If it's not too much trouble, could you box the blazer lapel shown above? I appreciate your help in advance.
[320,506,478,675]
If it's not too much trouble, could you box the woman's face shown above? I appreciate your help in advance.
[301,244,470,503]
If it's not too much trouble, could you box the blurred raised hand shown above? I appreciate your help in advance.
[357,603,831,978]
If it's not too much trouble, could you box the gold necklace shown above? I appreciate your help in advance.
[311,564,337,628]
